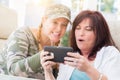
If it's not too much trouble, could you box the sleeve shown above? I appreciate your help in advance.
[99,46,120,80]
[6,28,42,77]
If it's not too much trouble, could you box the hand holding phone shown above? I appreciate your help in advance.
[44,46,73,63]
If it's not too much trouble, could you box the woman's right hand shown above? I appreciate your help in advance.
[40,50,56,72]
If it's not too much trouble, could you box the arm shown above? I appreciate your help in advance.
[6,28,42,76]
[85,64,107,80]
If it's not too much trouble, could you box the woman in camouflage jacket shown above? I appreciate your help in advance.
[0,4,71,79]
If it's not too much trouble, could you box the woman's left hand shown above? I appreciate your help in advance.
[40,50,56,72]
[64,52,91,72]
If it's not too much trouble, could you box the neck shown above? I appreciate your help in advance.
[81,50,96,61]
[81,50,90,58]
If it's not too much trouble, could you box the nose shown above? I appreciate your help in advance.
[79,29,85,36]
[56,25,62,32]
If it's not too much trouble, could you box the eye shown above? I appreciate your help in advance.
[62,23,68,27]
[76,25,81,30]
[86,26,93,31]
[53,21,57,24]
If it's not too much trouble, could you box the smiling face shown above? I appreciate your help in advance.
[42,17,69,43]
[75,18,96,53]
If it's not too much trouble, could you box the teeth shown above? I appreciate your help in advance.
[53,32,59,36]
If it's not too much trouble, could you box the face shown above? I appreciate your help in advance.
[75,18,96,52]
[42,17,69,43]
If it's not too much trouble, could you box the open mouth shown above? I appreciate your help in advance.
[51,32,61,41]
[78,39,84,42]
[52,32,60,37]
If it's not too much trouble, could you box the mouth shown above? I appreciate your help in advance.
[78,39,84,42]
[50,32,61,42]
[52,32,60,37]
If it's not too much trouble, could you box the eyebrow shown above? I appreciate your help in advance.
[77,24,93,27]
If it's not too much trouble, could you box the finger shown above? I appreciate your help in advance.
[67,52,82,59]
[43,61,55,67]
[64,56,75,62]
[64,60,75,67]
[49,61,56,67]
[64,58,80,68]
[42,62,52,72]
[40,50,52,59]
[41,55,54,63]
[43,61,51,67]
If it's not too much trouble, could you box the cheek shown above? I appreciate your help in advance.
[43,24,54,34]
[75,30,78,38]
[61,28,67,37]
[42,26,49,34]
[87,34,96,45]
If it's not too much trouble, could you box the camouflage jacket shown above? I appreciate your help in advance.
[0,27,44,80]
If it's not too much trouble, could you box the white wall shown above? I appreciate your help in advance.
[9,0,27,27]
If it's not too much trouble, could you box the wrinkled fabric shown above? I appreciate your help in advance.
[0,27,44,79]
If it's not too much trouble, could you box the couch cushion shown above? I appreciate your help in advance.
[0,5,17,39]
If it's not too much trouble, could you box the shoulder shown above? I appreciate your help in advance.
[29,27,38,33]
[97,46,120,58]
[94,46,120,68]
[8,26,32,39]
[14,26,30,34]
[5,26,35,47]
[29,27,38,38]
[95,47,120,80]
[103,46,119,52]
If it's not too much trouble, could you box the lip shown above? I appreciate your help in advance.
[51,32,61,40]
[78,38,84,42]
[52,32,60,37]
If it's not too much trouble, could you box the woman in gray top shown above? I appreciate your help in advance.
[0,4,71,79]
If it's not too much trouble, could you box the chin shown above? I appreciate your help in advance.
[54,40,59,43]
[78,45,84,50]
[51,39,59,43]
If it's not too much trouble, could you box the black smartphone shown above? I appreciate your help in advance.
[44,46,73,63]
